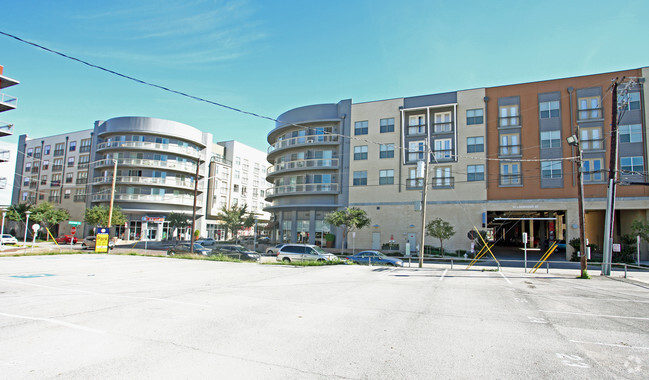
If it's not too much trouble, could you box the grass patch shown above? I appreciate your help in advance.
[578,271,591,279]
[266,259,346,266]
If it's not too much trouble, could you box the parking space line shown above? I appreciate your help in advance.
[0,312,105,334]
[540,310,649,321]
[570,340,649,351]
[440,269,448,281]
[499,271,512,284]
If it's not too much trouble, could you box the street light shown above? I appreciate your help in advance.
[566,134,588,278]
[23,211,32,248]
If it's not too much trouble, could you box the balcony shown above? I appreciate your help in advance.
[268,134,339,155]
[498,115,520,128]
[51,180,61,187]
[74,194,86,202]
[265,183,339,199]
[29,182,37,189]
[406,178,424,190]
[499,145,521,156]
[94,158,198,173]
[431,177,454,189]
[52,165,63,172]
[584,169,606,183]
[432,122,453,133]
[578,107,603,121]
[0,149,10,162]
[0,122,13,137]
[432,149,454,162]
[78,162,90,169]
[34,153,41,159]
[407,124,426,136]
[80,145,91,153]
[92,175,197,190]
[90,193,195,206]
[267,158,339,178]
[76,178,88,184]
[53,149,65,157]
[580,138,604,151]
[0,93,17,112]
[96,141,200,158]
[499,174,522,186]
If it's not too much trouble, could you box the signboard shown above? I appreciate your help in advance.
[69,221,81,226]
[95,227,109,253]
[142,216,165,223]
[70,227,76,235]
[612,244,621,253]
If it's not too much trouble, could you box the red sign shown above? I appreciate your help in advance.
[71,227,77,235]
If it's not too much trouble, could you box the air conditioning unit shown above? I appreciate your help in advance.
[307,139,314,143]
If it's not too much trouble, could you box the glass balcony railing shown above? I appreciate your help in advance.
[96,141,201,158]
[267,158,339,175]
[94,158,198,173]
[0,93,17,108]
[266,183,339,197]
[268,135,339,154]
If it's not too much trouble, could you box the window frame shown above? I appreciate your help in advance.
[354,120,369,135]
[466,109,484,125]
[380,118,395,133]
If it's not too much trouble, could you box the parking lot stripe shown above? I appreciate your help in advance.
[499,271,512,284]
[569,340,649,351]
[0,312,105,334]
[540,310,649,321]
[440,269,448,281]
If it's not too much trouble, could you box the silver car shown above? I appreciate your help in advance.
[276,244,338,263]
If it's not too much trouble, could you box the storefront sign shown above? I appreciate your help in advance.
[141,216,165,223]
[95,227,109,253]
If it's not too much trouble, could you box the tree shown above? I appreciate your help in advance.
[217,204,255,241]
[84,205,127,231]
[324,207,371,254]
[6,203,32,237]
[30,202,70,240]
[426,218,455,256]
[166,212,191,239]
[631,218,649,243]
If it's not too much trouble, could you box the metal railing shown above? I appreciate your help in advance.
[266,183,339,197]
[52,165,63,172]
[432,149,453,161]
[73,194,86,202]
[499,145,521,155]
[94,158,198,173]
[268,135,339,153]
[498,115,520,127]
[407,124,426,135]
[53,149,65,157]
[90,193,195,206]
[432,122,453,133]
[96,141,201,158]
[0,122,14,135]
[92,175,196,189]
[577,107,602,120]
[431,177,454,188]
[580,138,604,151]
[405,178,424,189]
[80,145,91,153]
[0,93,17,107]
[499,174,522,185]
[267,158,339,175]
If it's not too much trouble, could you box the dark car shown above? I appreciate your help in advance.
[212,244,260,261]
[346,251,404,267]
[167,242,211,256]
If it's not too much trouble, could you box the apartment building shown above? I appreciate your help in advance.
[266,67,649,259]
[12,116,271,240]
[0,65,19,191]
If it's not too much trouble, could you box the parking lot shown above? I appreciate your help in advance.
[1,254,648,379]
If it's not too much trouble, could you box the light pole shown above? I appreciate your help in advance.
[23,211,32,248]
[567,135,588,278]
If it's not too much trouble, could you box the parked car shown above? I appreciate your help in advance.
[81,236,115,250]
[1,234,18,244]
[195,237,217,246]
[257,236,271,244]
[212,244,260,261]
[266,243,286,256]
[55,235,78,244]
[167,242,211,256]
[276,244,338,263]
[346,251,404,267]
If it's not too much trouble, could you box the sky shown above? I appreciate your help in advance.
[1,0,648,156]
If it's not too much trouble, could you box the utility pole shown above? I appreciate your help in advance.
[107,159,117,244]
[190,157,200,254]
[567,135,588,278]
[602,78,621,275]
[419,140,429,268]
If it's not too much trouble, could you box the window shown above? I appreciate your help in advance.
[408,115,425,135]
[233,184,239,192]
[499,105,519,126]
[500,162,521,185]
[67,157,75,167]
[433,167,452,188]
[353,171,367,186]
[433,139,452,160]
[467,165,484,181]
[540,130,561,148]
[235,157,240,166]
[578,96,601,120]
[467,109,483,125]
[583,158,603,182]
[433,112,452,133]
[77,171,88,184]
[22,192,28,201]
[500,134,520,155]
[380,144,395,159]
[354,146,368,160]
[27,148,33,157]
[580,127,602,150]
[42,160,49,170]
[23,177,30,186]
[539,101,560,119]
[64,189,71,199]
[379,169,394,185]
[69,141,76,151]
[234,170,240,180]
[80,139,92,153]
[44,145,51,155]
[380,118,395,133]
[25,162,31,173]
[467,137,484,153]
[41,175,47,185]
[621,92,641,111]
[354,121,368,135]
[54,143,65,156]
[620,156,643,174]
[408,141,425,161]
[32,163,39,173]
[541,160,562,179]
[619,124,642,143]
[34,147,41,158]
[65,173,73,183]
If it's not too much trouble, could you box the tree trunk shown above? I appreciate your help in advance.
[440,239,444,256]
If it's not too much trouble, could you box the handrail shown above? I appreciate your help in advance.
[94,158,198,172]
[268,135,339,153]
[267,158,339,175]
[266,183,339,196]
[0,93,17,106]
[96,141,200,157]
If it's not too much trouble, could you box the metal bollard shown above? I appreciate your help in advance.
[624,264,627,279]
[451,259,453,270]
[546,262,549,274]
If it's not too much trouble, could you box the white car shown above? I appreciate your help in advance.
[276,244,338,263]
[1,234,18,244]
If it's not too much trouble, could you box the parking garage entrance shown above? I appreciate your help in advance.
[485,210,566,251]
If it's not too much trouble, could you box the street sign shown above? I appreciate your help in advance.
[32,224,41,232]
[69,221,81,226]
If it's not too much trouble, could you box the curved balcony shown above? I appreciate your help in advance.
[266,158,339,179]
[92,175,197,191]
[96,141,200,159]
[267,135,339,157]
[265,183,339,199]
[90,193,195,206]
[94,158,198,174]
[0,122,13,137]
